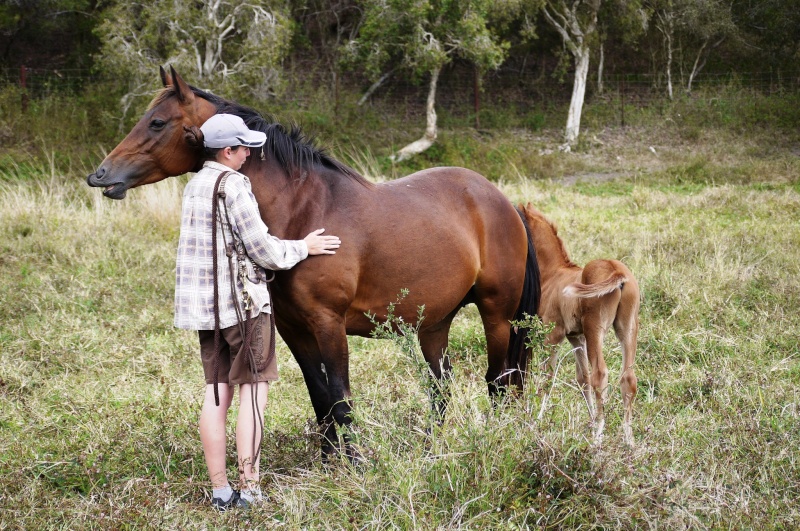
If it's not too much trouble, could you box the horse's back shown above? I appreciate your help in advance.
[377,166,512,210]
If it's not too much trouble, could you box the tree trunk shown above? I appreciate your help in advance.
[565,47,590,145]
[391,66,440,162]
[358,70,393,106]
[665,31,674,100]
[597,41,604,95]
[658,10,674,100]
[686,39,707,93]
[687,36,724,93]
[542,0,600,148]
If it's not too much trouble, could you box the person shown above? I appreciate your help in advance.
[174,113,341,511]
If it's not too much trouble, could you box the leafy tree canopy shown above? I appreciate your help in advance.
[342,0,511,82]
[94,0,294,102]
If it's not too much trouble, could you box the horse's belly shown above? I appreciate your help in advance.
[347,251,480,332]
[341,167,526,334]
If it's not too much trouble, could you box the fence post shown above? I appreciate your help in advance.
[619,75,625,127]
[20,65,28,113]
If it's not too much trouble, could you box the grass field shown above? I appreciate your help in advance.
[1,124,799,529]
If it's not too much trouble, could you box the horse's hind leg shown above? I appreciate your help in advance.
[615,283,640,447]
[418,316,455,425]
[477,304,515,398]
[583,322,609,444]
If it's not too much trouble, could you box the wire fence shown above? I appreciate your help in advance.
[2,64,798,118]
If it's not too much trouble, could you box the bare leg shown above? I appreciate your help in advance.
[199,383,234,488]
[237,382,269,491]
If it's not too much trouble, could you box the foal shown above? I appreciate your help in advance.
[520,204,640,446]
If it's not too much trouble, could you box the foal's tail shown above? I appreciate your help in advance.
[564,272,627,298]
[504,208,542,389]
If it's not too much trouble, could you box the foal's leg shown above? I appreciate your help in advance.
[583,321,609,443]
[614,283,640,447]
[567,334,593,420]
[314,318,360,461]
[537,325,567,420]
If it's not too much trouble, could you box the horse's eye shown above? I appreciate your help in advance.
[150,119,166,130]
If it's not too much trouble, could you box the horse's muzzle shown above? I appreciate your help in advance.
[87,167,129,200]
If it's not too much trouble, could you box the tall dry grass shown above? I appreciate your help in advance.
[1,135,799,529]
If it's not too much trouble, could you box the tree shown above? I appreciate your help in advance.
[537,0,646,147]
[680,0,736,92]
[648,0,736,96]
[539,0,602,148]
[732,0,800,72]
[650,0,677,98]
[0,0,99,69]
[594,0,648,95]
[94,0,294,117]
[290,0,361,110]
[344,0,510,162]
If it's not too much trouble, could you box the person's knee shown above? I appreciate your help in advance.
[204,383,233,409]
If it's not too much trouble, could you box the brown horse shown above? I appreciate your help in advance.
[87,67,541,459]
[520,203,639,446]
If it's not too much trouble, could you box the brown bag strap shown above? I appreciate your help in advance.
[210,170,232,407]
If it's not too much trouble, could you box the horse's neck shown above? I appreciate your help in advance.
[534,226,577,282]
[245,159,333,239]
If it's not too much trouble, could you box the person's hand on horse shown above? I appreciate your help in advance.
[304,228,341,255]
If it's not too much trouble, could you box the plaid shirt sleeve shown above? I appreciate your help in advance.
[226,176,309,270]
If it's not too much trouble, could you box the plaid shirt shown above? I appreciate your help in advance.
[174,161,308,330]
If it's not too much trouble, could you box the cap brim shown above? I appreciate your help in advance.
[237,131,267,147]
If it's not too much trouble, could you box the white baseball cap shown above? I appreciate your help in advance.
[201,113,267,148]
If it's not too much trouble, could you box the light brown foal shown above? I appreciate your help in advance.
[520,203,640,446]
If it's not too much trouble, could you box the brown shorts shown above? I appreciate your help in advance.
[198,313,278,385]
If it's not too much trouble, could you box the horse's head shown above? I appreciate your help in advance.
[87,67,216,199]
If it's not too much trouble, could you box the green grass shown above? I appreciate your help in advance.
[1,118,800,528]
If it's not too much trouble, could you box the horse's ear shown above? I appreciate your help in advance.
[160,66,172,87]
[184,125,204,149]
[170,66,194,105]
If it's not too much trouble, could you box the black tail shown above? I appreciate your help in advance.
[504,208,541,389]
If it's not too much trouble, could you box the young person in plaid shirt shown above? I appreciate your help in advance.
[175,113,341,511]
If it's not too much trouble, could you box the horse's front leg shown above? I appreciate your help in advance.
[567,334,596,426]
[283,321,357,462]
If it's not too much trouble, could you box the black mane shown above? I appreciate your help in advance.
[190,85,371,187]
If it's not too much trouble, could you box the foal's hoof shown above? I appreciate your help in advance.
[623,427,635,448]
[591,420,606,446]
